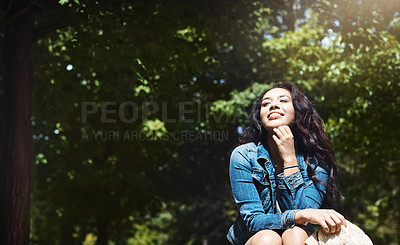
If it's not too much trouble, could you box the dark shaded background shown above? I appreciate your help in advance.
[1,0,399,244]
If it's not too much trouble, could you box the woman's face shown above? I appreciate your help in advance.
[260,88,295,131]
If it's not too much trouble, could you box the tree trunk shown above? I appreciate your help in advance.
[0,1,34,244]
[286,0,296,31]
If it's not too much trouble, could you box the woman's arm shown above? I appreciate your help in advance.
[271,125,328,209]
[295,208,347,233]
[277,162,328,210]
[229,145,297,232]
[271,126,346,233]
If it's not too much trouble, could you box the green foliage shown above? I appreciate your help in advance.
[14,0,400,244]
[28,1,275,244]
[211,83,271,127]
[210,5,400,244]
[127,211,172,245]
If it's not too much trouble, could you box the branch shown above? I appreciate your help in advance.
[2,0,40,27]
[33,18,79,41]
[4,0,14,18]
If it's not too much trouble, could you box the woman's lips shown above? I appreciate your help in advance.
[268,111,283,119]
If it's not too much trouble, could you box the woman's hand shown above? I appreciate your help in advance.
[272,126,297,165]
[295,209,347,233]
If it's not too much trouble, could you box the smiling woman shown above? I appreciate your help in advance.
[260,88,295,132]
[226,83,345,245]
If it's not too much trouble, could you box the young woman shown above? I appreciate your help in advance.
[227,83,346,245]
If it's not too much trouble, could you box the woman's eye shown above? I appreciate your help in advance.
[262,102,270,107]
[280,99,288,103]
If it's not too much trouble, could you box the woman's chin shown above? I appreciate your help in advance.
[263,122,287,130]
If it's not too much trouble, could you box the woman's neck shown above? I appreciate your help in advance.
[266,134,283,168]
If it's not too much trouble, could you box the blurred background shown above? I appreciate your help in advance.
[1,0,400,244]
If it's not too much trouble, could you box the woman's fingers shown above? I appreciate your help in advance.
[296,209,347,234]
[320,220,331,233]
[272,127,285,139]
[272,126,297,165]
[272,134,280,144]
[281,125,292,135]
[325,216,338,233]
[273,126,292,139]
[321,210,347,233]
[272,126,293,145]
[337,212,347,228]
[330,213,345,232]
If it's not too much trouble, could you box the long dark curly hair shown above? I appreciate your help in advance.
[239,82,340,209]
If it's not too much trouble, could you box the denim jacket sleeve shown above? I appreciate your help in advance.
[276,157,329,210]
[229,145,298,232]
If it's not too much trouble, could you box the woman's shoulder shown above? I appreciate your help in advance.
[232,141,258,154]
[230,142,258,164]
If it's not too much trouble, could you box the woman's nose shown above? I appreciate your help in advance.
[270,101,280,109]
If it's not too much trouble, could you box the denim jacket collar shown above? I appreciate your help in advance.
[256,141,271,165]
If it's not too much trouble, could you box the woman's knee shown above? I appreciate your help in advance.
[246,230,282,245]
[282,226,309,245]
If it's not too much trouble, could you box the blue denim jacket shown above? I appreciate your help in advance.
[227,141,329,245]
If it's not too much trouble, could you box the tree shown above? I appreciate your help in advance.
[1,1,36,244]
[213,4,400,243]
[27,1,279,244]
[5,0,399,244]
